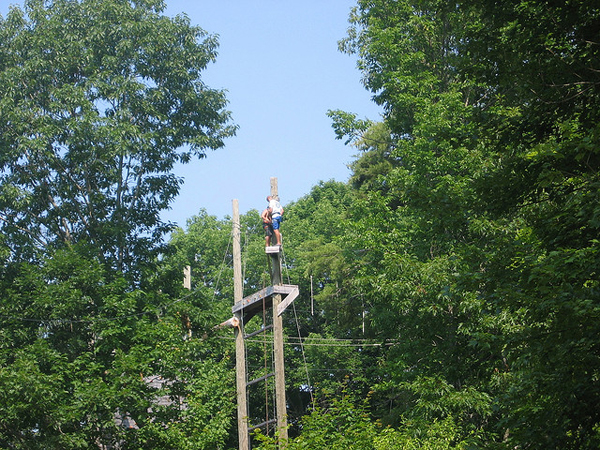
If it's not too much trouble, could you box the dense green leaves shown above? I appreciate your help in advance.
[0,1,237,448]
[307,0,600,448]
[0,0,236,278]
[1,0,599,447]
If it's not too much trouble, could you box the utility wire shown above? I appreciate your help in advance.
[1,234,234,326]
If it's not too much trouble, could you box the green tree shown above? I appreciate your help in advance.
[332,0,600,448]
[0,0,236,279]
[0,0,238,447]
[0,243,236,449]
[459,1,600,447]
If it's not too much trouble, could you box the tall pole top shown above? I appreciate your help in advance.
[270,177,278,199]
[232,199,242,305]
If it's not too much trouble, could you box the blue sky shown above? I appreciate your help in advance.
[1,0,382,227]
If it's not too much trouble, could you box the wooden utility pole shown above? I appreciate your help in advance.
[183,266,191,290]
[269,178,289,443]
[230,179,297,449]
[233,199,249,450]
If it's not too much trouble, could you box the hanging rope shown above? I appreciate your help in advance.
[212,232,233,303]
[280,248,314,407]
[262,294,270,434]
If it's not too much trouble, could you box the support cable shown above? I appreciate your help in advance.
[280,247,314,407]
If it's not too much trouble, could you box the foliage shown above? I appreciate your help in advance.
[0,0,236,280]
[2,0,600,447]
[254,391,480,450]
[0,244,235,449]
[0,0,237,448]
[328,0,600,448]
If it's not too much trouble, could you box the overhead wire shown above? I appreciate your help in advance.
[220,335,400,347]
[1,233,235,326]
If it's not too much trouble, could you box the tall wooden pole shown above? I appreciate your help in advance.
[270,178,288,444]
[233,199,249,450]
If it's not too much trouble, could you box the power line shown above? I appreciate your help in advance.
[0,288,201,325]
[219,335,400,348]
[0,234,236,326]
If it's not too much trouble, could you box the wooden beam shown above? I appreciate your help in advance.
[247,372,275,386]
[183,265,191,290]
[276,286,299,317]
[248,419,278,432]
[232,284,298,315]
[269,178,288,444]
[233,199,249,450]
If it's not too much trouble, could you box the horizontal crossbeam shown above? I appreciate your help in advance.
[247,372,275,387]
[232,284,299,318]
[244,324,273,339]
[248,418,277,432]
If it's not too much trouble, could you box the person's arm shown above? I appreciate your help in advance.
[261,208,272,222]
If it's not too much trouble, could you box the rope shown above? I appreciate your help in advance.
[281,247,314,407]
[212,231,233,302]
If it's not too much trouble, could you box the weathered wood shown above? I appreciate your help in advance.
[276,286,299,317]
[231,284,298,316]
[270,177,278,200]
[233,200,249,450]
[267,182,289,444]
[183,265,191,290]
[273,291,288,442]
[231,180,297,449]
[215,316,240,329]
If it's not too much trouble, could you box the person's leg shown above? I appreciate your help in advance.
[264,223,273,246]
[272,217,282,245]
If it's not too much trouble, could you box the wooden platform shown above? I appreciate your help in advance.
[232,284,299,318]
[265,245,282,254]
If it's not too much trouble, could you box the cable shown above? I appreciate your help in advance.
[281,247,314,406]
[1,233,236,326]
[0,288,201,325]
[212,231,233,302]
[218,335,400,347]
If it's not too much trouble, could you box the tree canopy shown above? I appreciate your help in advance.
[0,0,236,279]
[0,0,237,448]
[1,0,599,449]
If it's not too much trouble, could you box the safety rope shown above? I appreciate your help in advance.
[281,247,314,407]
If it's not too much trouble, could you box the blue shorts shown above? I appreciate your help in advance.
[271,215,282,230]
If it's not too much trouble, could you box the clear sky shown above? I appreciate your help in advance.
[1,0,382,227]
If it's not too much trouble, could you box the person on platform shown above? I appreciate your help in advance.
[266,195,284,246]
[261,206,273,247]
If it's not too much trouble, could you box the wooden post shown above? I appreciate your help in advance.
[270,178,288,444]
[233,199,249,450]
[183,266,191,290]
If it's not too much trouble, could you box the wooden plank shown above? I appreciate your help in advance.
[276,286,299,316]
[231,284,298,315]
